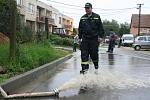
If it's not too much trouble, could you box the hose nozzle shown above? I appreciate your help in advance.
[53,88,59,97]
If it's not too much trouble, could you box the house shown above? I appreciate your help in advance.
[25,0,37,33]
[16,0,73,36]
[16,0,26,24]
[16,0,37,33]
[130,14,150,36]
[36,0,56,33]
[61,14,73,35]
[53,12,73,35]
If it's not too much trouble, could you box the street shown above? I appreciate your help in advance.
[10,46,150,100]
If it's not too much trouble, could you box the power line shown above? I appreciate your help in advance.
[46,0,136,11]
[94,7,136,11]
[100,8,134,14]
[101,11,132,16]
[50,5,83,10]
[62,9,134,17]
[62,11,83,15]
[47,0,83,8]
[61,7,136,18]
[60,6,136,12]
[142,7,150,10]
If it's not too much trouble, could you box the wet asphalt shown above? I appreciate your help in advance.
[3,46,150,100]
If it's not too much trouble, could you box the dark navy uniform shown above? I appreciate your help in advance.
[78,12,104,72]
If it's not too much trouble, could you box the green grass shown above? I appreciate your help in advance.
[0,42,69,83]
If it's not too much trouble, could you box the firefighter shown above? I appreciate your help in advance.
[78,3,104,74]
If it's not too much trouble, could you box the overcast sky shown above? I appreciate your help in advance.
[39,0,150,28]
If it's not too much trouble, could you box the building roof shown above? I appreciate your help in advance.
[131,14,150,28]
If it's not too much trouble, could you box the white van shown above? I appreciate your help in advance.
[122,34,134,46]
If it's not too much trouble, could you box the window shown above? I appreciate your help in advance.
[17,0,23,5]
[59,17,62,24]
[138,37,147,41]
[71,22,72,26]
[147,37,150,41]
[28,3,34,14]
[124,37,133,40]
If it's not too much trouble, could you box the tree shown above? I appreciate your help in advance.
[118,22,130,36]
[102,19,130,37]
[103,19,120,36]
[0,0,11,37]
[0,0,17,59]
[9,0,17,59]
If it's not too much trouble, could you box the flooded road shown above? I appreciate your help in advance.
[12,47,150,100]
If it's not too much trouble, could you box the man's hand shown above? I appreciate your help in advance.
[78,39,81,45]
[78,39,82,50]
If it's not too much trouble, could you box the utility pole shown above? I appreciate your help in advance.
[137,4,144,36]
[9,0,17,59]
[45,17,49,39]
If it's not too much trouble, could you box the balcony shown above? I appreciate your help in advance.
[63,25,72,29]
[45,17,55,26]
[48,18,55,26]
[36,16,45,23]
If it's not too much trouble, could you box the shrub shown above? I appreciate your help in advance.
[0,42,69,83]
[49,34,73,46]
[16,24,33,43]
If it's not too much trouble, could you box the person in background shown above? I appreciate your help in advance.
[107,32,117,53]
[73,34,78,52]
[118,36,122,48]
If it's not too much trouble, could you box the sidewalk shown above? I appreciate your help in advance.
[54,46,73,52]
[122,47,150,56]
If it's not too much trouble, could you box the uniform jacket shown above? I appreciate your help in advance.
[78,12,104,40]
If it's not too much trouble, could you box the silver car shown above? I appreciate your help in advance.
[133,35,150,50]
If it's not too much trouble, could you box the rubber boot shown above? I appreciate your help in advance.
[80,64,89,74]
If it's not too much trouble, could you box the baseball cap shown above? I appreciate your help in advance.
[84,3,92,8]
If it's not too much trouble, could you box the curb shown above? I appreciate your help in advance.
[54,47,73,52]
[0,54,73,94]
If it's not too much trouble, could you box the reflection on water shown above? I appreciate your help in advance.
[108,53,115,65]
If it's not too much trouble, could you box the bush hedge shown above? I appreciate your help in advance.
[49,34,73,46]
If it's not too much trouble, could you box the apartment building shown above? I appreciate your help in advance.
[36,0,47,32]
[16,0,73,35]
[62,14,73,35]
[53,13,73,35]
[16,0,26,24]
[25,0,37,33]
[16,0,36,32]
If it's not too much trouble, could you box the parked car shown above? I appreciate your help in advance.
[53,28,66,35]
[122,34,134,46]
[133,35,150,50]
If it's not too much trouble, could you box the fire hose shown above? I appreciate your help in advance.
[0,86,59,99]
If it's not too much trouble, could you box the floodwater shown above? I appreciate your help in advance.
[7,47,150,100]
